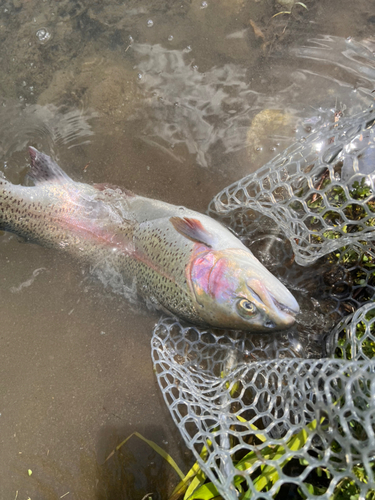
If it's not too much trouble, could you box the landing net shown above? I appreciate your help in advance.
[152,106,375,499]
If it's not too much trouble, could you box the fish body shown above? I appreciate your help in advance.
[0,148,299,331]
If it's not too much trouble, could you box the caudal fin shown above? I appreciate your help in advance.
[28,147,72,184]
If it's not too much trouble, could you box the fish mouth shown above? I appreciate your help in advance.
[270,295,299,317]
[246,280,299,330]
[247,282,299,317]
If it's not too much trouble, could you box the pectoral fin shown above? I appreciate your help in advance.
[170,216,213,247]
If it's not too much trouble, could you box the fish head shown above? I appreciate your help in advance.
[189,248,299,331]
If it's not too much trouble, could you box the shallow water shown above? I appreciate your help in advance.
[0,0,374,498]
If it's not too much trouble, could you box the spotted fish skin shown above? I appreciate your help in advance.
[0,148,299,331]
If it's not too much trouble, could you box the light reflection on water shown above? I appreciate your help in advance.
[0,0,374,498]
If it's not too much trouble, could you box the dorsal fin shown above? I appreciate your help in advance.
[28,147,72,184]
[170,217,213,247]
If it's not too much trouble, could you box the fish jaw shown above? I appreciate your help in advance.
[245,278,298,330]
[188,247,299,332]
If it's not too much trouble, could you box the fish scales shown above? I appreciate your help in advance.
[131,220,201,321]
[0,174,203,322]
[0,148,299,331]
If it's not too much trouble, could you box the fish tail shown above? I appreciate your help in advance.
[0,148,72,232]
[28,147,72,185]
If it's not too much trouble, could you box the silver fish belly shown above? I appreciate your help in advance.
[0,148,299,331]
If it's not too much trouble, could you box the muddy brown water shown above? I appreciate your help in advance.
[0,1,374,499]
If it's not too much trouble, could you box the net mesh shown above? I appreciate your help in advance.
[151,106,375,499]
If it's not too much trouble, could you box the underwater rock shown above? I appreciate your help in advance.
[246,108,297,165]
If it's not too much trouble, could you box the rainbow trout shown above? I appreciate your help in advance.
[0,147,299,331]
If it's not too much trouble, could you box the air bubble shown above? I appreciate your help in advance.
[168,35,174,41]
[137,73,143,80]
[35,28,51,44]
[201,1,208,8]
[147,19,154,27]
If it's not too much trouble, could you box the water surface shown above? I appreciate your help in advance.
[0,0,374,498]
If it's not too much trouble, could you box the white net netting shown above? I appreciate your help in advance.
[151,106,375,499]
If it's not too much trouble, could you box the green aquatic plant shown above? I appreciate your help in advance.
[110,417,373,499]
[105,431,185,481]
[164,419,320,500]
[335,308,375,360]
[307,179,375,241]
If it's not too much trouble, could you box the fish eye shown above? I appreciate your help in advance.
[237,298,256,316]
